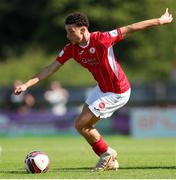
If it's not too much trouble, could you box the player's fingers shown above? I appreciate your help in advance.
[14,88,21,95]
[169,14,173,22]
[14,91,18,95]
[166,8,170,16]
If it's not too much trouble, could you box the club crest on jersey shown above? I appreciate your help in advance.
[89,47,96,54]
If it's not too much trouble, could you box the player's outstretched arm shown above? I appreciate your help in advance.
[14,61,62,95]
[120,8,173,37]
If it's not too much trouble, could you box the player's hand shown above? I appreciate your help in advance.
[14,84,27,95]
[159,8,173,25]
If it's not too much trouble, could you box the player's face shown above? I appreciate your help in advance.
[65,24,84,44]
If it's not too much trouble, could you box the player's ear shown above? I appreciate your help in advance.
[80,26,86,34]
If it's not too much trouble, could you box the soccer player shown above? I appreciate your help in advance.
[14,8,173,171]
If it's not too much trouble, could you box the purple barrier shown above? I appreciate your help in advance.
[0,111,130,136]
[111,115,130,135]
[0,111,78,136]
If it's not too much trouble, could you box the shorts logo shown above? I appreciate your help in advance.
[99,102,105,109]
[89,47,96,54]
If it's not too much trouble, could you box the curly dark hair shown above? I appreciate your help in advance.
[65,12,89,27]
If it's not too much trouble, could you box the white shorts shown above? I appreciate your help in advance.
[86,85,131,118]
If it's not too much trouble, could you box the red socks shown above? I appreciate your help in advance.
[91,137,108,156]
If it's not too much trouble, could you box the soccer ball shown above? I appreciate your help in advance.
[24,151,50,173]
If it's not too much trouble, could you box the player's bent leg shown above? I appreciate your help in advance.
[74,104,101,143]
[74,104,119,171]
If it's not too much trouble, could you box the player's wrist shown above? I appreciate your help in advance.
[21,84,28,91]
[158,18,163,25]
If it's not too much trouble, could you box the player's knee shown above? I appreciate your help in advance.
[74,116,88,134]
[74,117,83,133]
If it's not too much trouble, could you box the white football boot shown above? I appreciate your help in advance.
[107,158,119,170]
[93,147,119,172]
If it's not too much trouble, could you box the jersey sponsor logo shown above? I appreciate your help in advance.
[58,50,64,57]
[109,30,118,37]
[81,58,99,65]
[89,47,96,54]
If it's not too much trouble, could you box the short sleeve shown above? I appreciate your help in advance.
[99,28,123,47]
[56,44,73,64]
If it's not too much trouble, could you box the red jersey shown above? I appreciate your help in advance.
[56,28,130,94]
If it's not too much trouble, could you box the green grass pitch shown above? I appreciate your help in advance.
[0,135,175,179]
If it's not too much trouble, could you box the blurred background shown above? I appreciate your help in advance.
[0,0,176,138]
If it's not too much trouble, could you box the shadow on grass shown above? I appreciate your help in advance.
[0,167,93,174]
[0,170,27,174]
[53,165,176,172]
[1,166,175,174]
[120,166,176,170]
[53,167,92,172]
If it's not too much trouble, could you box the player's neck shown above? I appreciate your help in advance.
[79,32,90,47]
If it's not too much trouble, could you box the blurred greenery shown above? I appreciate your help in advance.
[0,47,95,86]
[0,0,175,86]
